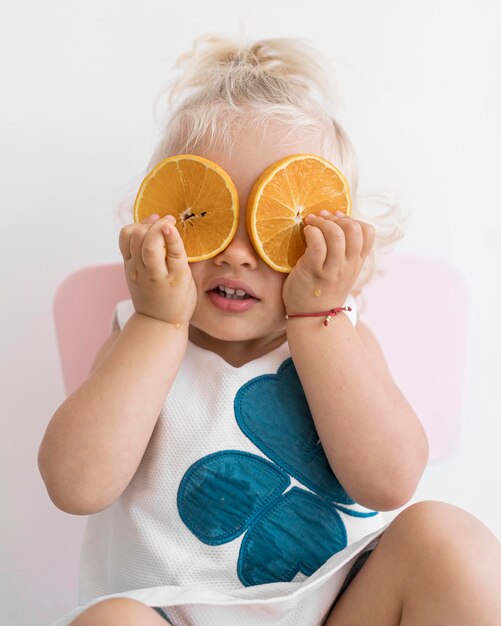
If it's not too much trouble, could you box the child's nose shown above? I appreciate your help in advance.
[214,219,259,269]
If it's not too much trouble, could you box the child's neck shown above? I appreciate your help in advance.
[188,327,287,368]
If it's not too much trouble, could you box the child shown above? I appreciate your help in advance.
[39,34,501,626]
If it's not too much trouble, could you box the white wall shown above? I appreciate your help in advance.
[1,1,500,624]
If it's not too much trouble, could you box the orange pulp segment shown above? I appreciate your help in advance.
[133,154,239,262]
[246,154,352,272]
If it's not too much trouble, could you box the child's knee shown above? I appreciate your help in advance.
[70,597,162,625]
[388,500,498,569]
[397,501,491,538]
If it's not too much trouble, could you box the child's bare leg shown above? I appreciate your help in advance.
[325,500,501,626]
[69,598,170,625]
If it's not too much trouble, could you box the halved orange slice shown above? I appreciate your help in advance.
[246,154,352,272]
[134,154,239,262]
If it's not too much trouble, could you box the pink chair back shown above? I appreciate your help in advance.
[54,263,129,396]
[53,255,469,463]
[360,255,469,462]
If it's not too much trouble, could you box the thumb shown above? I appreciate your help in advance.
[301,225,326,272]
[161,221,189,273]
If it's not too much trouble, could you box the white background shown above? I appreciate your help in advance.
[1,1,500,624]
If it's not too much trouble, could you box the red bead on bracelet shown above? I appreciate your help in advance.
[285,306,352,327]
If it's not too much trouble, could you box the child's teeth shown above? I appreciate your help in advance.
[214,285,250,299]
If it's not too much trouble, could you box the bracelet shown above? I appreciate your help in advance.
[285,306,352,327]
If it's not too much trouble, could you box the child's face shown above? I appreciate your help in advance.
[188,123,321,346]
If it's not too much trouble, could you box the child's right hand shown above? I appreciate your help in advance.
[119,214,198,325]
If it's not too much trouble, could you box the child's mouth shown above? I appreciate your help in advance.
[211,286,253,300]
[207,287,259,313]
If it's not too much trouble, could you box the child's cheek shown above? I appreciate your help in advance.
[188,260,208,290]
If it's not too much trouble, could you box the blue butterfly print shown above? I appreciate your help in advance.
[177,358,378,586]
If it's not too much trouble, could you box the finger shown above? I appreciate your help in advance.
[141,216,176,277]
[306,214,345,270]
[129,224,150,270]
[141,213,161,225]
[301,224,327,272]
[119,224,135,261]
[321,211,376,262]
[359,221,376,260]
[318,210,349,221]
[337,217,364,263]
[160,218,190,275]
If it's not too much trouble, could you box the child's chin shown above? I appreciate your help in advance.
[204,325,256,342]
[190,319,259,343]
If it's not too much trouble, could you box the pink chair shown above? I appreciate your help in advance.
[54,263,129,396]
[53,255,469,463]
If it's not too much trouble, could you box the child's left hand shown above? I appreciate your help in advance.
[282,211,375,315]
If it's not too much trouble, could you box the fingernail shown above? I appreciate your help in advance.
[307,214,316,219]
[319,210,330,216]
[335,211,345,217]
[150,213,160,220]
[166,214,176,223]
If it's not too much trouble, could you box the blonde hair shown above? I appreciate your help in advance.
[119,33,408,299]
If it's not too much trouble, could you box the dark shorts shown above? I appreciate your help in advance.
[332,548,374,607]
[152,549,374,624]
[152,606,173,622]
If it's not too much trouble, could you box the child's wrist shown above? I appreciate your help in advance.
[134,311,190,331]
[284,305,352,327]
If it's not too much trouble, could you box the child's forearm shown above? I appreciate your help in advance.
[38,312,188,515]
[287,313,429,511]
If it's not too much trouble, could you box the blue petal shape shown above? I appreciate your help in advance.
[177,450,290,545]
[238,487,348,586]
[235,358,354,504]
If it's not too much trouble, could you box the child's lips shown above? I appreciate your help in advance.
[207,289,259,313]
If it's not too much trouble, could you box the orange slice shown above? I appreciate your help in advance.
[134,154,239,262]
[246,154,352,272]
